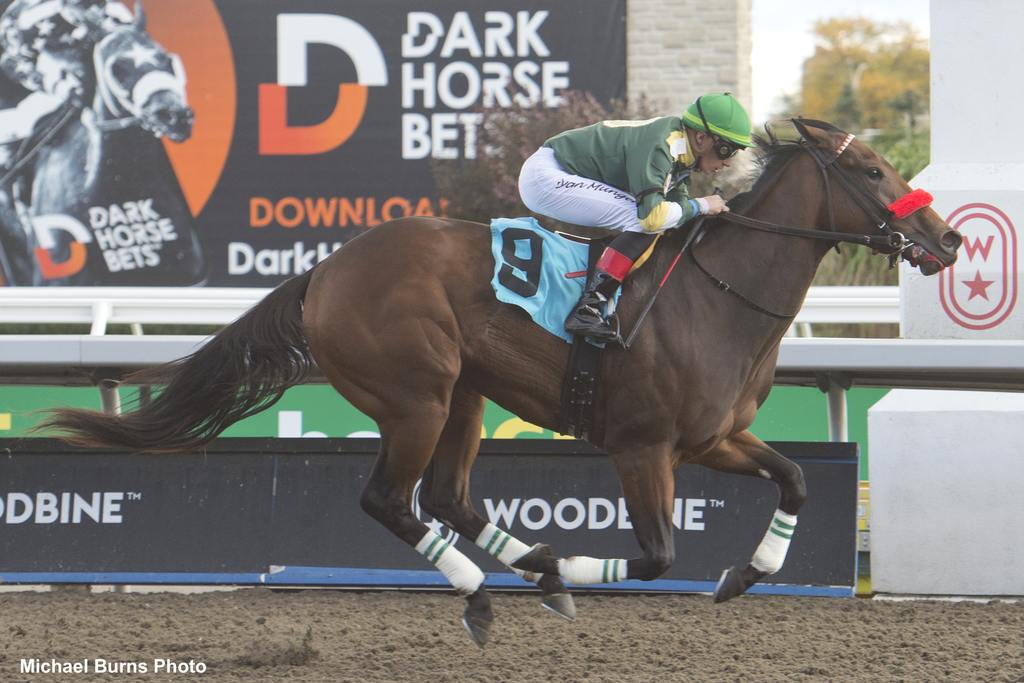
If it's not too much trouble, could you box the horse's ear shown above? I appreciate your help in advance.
[792,119,844,151]
[791,118,813,141]
[764,120,801,145]
[134,0,146,31]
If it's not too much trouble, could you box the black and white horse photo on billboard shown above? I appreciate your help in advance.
[0,0,205,286]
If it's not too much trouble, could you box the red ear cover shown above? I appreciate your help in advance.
[888,189,933,219]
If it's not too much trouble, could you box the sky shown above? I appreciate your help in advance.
[751,0,930,122]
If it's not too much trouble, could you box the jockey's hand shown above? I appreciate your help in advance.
[699,195,729,215]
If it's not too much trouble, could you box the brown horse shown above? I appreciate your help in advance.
[43,119,961,646]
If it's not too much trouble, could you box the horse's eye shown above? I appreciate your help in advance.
[867,168,883,180]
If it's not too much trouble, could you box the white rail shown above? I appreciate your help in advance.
[0,286,899,334]
[0,334,1018,389]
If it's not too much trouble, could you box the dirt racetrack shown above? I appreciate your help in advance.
[1,588,1021,682]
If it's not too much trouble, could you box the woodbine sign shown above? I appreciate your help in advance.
[0,438,857,596]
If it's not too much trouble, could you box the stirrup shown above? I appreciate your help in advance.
[565,306,620,342]
[577,290,608,308]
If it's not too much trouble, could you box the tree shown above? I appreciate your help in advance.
[786,17,931,298]
[791,18,929,134]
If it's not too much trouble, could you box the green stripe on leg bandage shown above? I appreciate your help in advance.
[751,510,798,574]
[558,556,628,585]
[473,523,540,582]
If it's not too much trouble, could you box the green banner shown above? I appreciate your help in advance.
[0,385,886,479]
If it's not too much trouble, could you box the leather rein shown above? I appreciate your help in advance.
[718,131,918,253]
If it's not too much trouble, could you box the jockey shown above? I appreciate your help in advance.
[518,92,753,342]
[0,0,132,165]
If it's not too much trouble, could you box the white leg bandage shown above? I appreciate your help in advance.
[415,531,485,595]
[557,556,628,585]
[475,523,540,582]
[750,510,798,574]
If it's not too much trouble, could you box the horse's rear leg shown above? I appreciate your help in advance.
[513,443,678,586]
[695,430,807,602]
[359,410,493,646]
[419,385,576,621]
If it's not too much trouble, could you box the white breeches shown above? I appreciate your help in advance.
[518,147,646,233]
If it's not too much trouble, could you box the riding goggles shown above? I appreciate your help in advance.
[710,136,742,160]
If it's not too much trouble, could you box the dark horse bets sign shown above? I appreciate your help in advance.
[0,0,626,286]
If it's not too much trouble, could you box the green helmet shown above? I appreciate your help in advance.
[681,93,753,148]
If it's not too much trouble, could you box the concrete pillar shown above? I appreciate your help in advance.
[869,389,1024,595]
[903,0,1024,338]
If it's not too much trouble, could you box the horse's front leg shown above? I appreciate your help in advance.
[513,443,677,585]
[694,430,807,602]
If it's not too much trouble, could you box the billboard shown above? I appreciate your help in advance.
[0,438,858,595]
[0,0,626,286]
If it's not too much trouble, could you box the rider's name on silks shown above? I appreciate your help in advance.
[489,217,617,344]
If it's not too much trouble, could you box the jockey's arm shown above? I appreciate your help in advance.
[636,193,702,233]
[0,91,63,142]
[630,149,703,233]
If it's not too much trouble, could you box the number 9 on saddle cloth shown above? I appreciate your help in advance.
[490,217,624,344]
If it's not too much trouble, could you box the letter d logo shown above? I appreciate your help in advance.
[259,15,387,155]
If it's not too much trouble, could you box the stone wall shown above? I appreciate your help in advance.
[626,0,751,116]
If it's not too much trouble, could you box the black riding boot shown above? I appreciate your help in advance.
[565,270,622,341]
[565,232,656,341]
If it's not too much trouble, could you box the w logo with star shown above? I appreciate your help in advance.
[939,203,1018,330]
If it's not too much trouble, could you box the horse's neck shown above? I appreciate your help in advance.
[33,108,167,214]
[686,161,832,317]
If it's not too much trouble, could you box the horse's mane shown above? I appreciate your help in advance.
[725,118,846,215]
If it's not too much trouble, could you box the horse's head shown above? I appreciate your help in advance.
[793,119,961,275]
[92,4,193,141]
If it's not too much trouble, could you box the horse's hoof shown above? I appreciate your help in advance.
[541,592,577,621]
[462,587,493,649]
[511,543,560,575]
[713,565,766,603]
[462,615,490,648]
[536,573,575,621]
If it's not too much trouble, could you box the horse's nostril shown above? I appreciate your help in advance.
[941,230,963,251]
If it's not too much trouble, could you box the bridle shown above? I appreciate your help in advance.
[688,120,936,319]
[92,28,188,133]
[716,123,930,259]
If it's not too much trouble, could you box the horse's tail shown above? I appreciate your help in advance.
[40,269,317,452]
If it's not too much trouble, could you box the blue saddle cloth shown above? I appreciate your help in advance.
[489,217,597,344]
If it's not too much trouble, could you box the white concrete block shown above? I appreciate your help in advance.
[869,389,1024,595]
